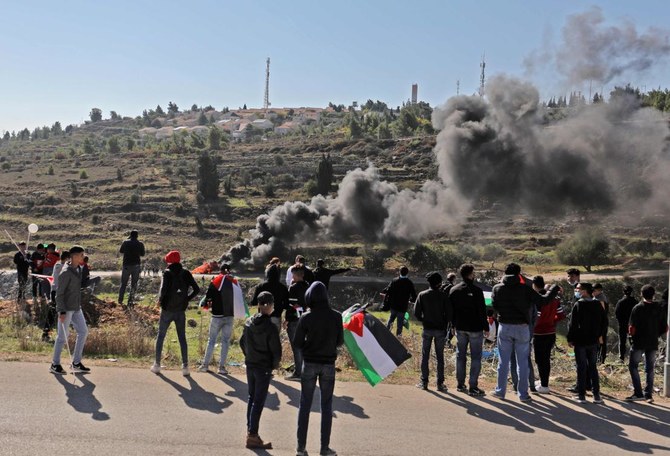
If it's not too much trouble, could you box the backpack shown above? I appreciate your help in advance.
[163,268,189,311]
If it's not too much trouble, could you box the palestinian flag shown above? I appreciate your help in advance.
[484,291,492,307]
[31,273,54,285]
[212,274,249,318]
[342,305,411,386]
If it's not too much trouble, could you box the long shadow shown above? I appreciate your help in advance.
[332,395,369,419]
[54,374,110,421]
[214,374,280,411]
[158,373,232,414]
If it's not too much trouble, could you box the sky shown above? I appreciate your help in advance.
[1,0,670,133]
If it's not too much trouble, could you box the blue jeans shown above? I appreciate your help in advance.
[511,327,536,390]
[495,323,531,399]
[119,264,141,305]
[246,366,272,434]
[629,348,657,397]
[52,310,89,365]
[456,330,483,388]
[202,316,234,369]
[287,320,303,375]
[155,309,188,366]
[575,344,600,397]
[387,309,405,336]
[421,329,447,385]
[297,362,335,451]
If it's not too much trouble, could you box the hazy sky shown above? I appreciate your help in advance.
[1,0,669,133]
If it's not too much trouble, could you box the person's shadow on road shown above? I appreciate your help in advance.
[54,374,110,421]
[213,374,280,411]
[158,373,232,414]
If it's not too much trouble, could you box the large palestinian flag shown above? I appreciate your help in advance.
[212,274,249,318]
[342,305,411,386]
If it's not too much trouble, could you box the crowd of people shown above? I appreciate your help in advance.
[381,263,668,405]
[8,232,670,455]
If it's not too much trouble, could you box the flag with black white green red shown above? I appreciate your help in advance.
[342,304,411,386]
[212,273,249,318]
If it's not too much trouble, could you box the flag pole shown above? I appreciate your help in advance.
[664,261,670,397]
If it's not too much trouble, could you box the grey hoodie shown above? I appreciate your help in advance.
[55,264,82,313]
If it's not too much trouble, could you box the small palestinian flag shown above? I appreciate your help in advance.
[212,274,249,318]
[342,305,411,386]
[31,273,54,285]
[484,291,492,307]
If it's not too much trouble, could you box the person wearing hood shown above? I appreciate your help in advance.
[615,285,637,362]
[294,281,343,456]
[286,264,309,380]
[240,291,281,450]
[491,263,559,402]
[314,258,351,290]
[449,264,487,396]
[151,250,200,376]
[13,241,30,302]
[383,266,417,337]
[251,264,289,330]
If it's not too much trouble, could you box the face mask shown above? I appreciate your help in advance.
[567,280,577,286]
[574,290,581,299]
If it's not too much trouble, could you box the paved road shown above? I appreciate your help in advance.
[1,362,669,455]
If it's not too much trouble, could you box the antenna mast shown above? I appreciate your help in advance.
[479,53,486,97]
[263,57,271,112]
[456,79,460,95]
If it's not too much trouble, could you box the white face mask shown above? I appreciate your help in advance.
[574,290,581,299]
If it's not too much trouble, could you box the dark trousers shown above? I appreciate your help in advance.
[31,276,43,299]
[297,362,335,452]
[533,334,556,387]
[386,309,405,336]
[119,264,141,305]
[17,273,28,300]
[155,310,188,366]
[618,325,628,361]
[575,344,600,397]
[246,366,272,434]
[598,333,608,363]
[287,320,303,376]
[421,329,447,385]
[629,348,657,397]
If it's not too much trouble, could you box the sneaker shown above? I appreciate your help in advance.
[437,383,447,392]
[456,384,468,393]
[71,362,91,373]
[593,394,603,404]
[50,364,66,375]
[490,390,505,400]
[567,385,579,394]
[296,449,309,456]
[416,382,428,390]
[217,367,229,375]
[182,366,190,377]
[150,363,161,374]
[645,395,655,404]
[530,385,538,393]
[320,448,337,456]
[625,394,645,402]
[469,387,486,397]
[519,395,533,403]
[536,386,551,394]
[246,433,272,450]
[197,365,209,373]
[573,396,587,404]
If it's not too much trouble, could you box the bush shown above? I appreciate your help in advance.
[263,182,275,197]
[79,170,88,179]
[481,243,507,263]
[304,179,318,196]
[403,244,465,273]
[361,248,393,273]
[556,228,610,272]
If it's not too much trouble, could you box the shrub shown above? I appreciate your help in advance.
[556,228,610,272]
[79,170,88,179]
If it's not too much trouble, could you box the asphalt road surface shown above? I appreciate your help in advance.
[1,362,669,455]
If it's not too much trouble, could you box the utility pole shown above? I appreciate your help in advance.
[263,57,271,112]
[479,53,486,97]
[456,79,460,96]
[664,261,670,397]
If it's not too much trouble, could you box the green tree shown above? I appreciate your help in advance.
[197,151,219,201]
[191,103,198,111]
[51,121,63,136]
[79,170,89,179]
[155,105,165,116]
[83,137,94,154]
[315,153,334,195]
[126,137,135,150]
[108,136,121,154]
[556,228,610,272]
[89,108,103,123]
[223,175,235,196]
[198,111,208,126]
[167,101,179,116]
[48,165,54,175]
[110,111,120,120]
[208,126,223,150]
[348,115,362,139]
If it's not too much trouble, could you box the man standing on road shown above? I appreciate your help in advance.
[314,258,351,290]
[118,230,145,308]
[50,246,89,375]
[449,264,488,396]
[414,271,452,392]
[240,291,281,450]
[251,264,289,331]
[615,285,637,363]
[593,283,610,363]
[198,264,235,375]
[491,263,559,402]
[286,264,309,381]
[294,281,343,456]
[383,266,417,337]
[13,241,30,302]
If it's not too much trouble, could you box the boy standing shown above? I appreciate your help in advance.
[50,246,89,374]
[198,264,235,374]
[287,264,309,380]
[626,285,669,403]
[240,291,281,450]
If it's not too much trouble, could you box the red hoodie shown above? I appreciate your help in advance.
[534,296,566,335]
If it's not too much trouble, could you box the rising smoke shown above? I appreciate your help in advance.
[225,10,670,267]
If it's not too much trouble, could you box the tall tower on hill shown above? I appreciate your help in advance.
[264,57,271,112]
[479,53,486,97]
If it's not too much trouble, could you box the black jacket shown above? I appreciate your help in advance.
[288,281,309,322]
[119,238,145,266]
[414,288,452,330]
[615,296,637,328]
[629,301,668,351]
[314,267,351,289]
[252,266,289,319]
[158,263,200,312]
[492,275,559,325]
[567,297,607,346]
[383,277,417,313]
[293,300,344,365]
[449,279,488,332]
[204,274,235,317]
[240,313,282,370]
[13,251,30,276]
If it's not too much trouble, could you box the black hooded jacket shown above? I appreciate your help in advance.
[614,295,638,328]
[492,275,559,325]
[449,279,488,332]
[314,266,351,289]
[567,297,607,346]
[414,287,452,330]
[252,265,289,319]
[240,313,282,370]
[294,296,344,365]
[383,276,417,313]
[629,301,668,351]
[159,263,200,312]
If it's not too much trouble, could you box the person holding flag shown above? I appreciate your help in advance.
[198,263,247,374]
